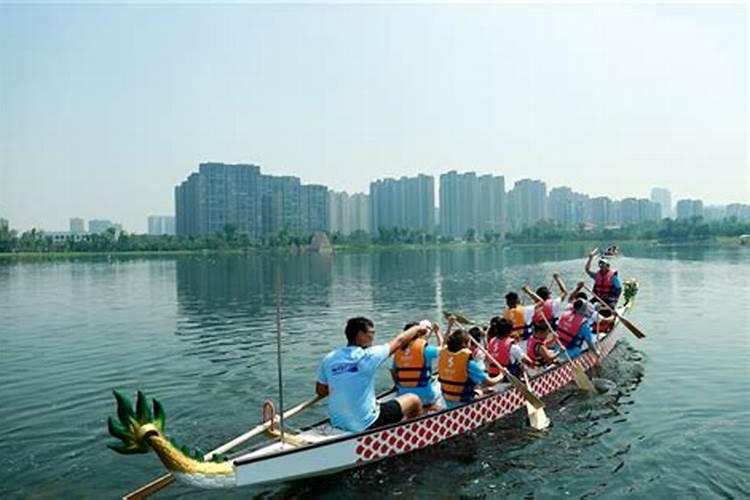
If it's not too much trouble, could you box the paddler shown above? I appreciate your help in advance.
[523,273,567,330]
[502,291,535,340]
[585,248,622,309]
[524,321,564,372]
[556,299,597,358]
[316,317,430,432]
[438,326,505,408]
[567,281,615,335]
[390,322,444,410]
[486,317,528,380]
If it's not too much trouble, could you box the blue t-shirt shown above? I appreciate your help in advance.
[392,345,441,404]
[317,344,390,432]
[444,359,488,408]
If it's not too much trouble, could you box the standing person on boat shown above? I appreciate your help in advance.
[390,322,444,410]
[523,273,568,330]
[316,317,429,432]
[585,248,622,309]
[524,321,563,371]
[502,292,535,340]
[556,299,597,358]
[486,317,528,380]
[438,328,504,408]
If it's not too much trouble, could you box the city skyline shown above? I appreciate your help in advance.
[1,4,747,232]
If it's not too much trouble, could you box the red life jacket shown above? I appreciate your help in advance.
[487,336,514,376]
[526,335,547,367]
[593,268,618,301]
[557,309,588,347]
[532,299,555,325]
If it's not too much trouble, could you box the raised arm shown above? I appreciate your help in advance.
[387,322,430,355]
[521,285,543,305]
[569,281,585,304]
[585,248,599,279]
[553,273,568,301]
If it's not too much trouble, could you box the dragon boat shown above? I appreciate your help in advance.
[108,282,639,494]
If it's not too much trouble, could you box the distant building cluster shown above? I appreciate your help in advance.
[175,163,328,238]
[171,163,750,239]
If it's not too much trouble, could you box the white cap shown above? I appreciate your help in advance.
[418,320,432,329]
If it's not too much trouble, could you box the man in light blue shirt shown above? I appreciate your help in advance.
[316,317,428,432]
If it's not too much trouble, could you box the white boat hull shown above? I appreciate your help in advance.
[230,323,624,487]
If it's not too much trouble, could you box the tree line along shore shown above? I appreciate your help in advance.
[1,216,747,257]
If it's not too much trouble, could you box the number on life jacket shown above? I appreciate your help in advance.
[438,348,476,402]
[393,338,432,388]
[486,336,513,377]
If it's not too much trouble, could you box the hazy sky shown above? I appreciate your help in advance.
[1,3,747,233]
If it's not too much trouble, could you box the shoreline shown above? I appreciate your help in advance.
[0,237,742,260]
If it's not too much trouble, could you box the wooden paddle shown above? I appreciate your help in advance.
[522,371,550,430]
[123,394,324,499]
[582,285,645,339]
[443,311,545,410]
[540,317,596,394]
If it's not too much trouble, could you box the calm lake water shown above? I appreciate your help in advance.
[1,244,748,499]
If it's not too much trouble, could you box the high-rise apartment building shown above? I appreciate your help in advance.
[370,175,434,233]
[89,219,115,234]
[726,203,750,221]
[300,184,329,234]
[175,163,329,237]
[148,216,176,235]
[69,218,85,233]
[329,191,351,235]
[439,171,504,239]
[350,193,370,233]
[548,187,588,226]
[676,199,704,219]
[507,179,546,229]
[589,196,613,227]
[650,188,672,219]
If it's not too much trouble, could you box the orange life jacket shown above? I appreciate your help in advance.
[503,306,529,337]
[393,338,431,388]
[438,348,476,402]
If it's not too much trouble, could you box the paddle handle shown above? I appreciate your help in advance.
[583,285,645,339]
[466,335,545,410]
[123,394,324,499]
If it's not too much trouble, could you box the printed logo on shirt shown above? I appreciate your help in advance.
[331,363,359,376]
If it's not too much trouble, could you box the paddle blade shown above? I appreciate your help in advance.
[619,314,646,339]
[572,365,597,393]
[526,402,551,430]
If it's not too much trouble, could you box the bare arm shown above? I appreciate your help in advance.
[553,273,568,301]
[387,323,429,355]
[482,374,505,387]
[315,382,329,398]
[585,248,598,279]
[521,285,543,304]
[569,281,585,303]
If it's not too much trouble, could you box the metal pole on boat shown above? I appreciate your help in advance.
[274,262,285,444]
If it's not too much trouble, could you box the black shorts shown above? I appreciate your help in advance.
[367,399,403,430]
